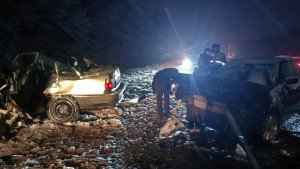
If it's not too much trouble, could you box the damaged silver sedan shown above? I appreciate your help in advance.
[44,58,126,123]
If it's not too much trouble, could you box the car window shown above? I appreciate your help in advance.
[291,59,300,77]
[57,63,78,78]
[212,65,242,80]
[239,64,269,85]
[11,54,37,69]
[213,62,276,85]
[279,61,292,83]
[266,64,276,84]
[245,66,267,85]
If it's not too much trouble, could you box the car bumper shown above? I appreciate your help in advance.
[74,82,126,110]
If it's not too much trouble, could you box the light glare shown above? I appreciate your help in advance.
[182,58,192,69]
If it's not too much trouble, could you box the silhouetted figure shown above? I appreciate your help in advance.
[210,44,226,72]
[197,48,212,75]
[152,68,179,116]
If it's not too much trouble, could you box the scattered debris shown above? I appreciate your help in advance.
[235,143,247,157]
[0,65,299,169]
[159,115,185,138]
[128,98,139,104]
[160,102,185,138]
[0,108,25,137]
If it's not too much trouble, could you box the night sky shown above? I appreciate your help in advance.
[0,0,300,68]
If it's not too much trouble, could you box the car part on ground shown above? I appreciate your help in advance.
[159,102,185,138]
[44,59,126,123]
[261,113,280,141]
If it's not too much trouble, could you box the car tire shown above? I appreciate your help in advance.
[261,113,280,142]
[48,96,79,123]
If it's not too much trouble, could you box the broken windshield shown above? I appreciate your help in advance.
[11,53,38,69]
[55,62,79,78]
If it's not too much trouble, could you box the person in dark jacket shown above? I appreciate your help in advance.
[197,48,212,75]
[152,68,179,116]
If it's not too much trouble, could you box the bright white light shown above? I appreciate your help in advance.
[182,58,192,69]
[49,85,60,94]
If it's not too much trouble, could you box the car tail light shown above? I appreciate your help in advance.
[298,63,300,67]
[105,78,113,91]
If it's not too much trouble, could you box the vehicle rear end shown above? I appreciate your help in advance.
[44,63,126,123]
[103,66,122,94]
[67,65,126,110]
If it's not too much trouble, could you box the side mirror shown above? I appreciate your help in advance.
[286,77,298,85]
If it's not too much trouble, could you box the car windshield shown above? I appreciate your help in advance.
[11,54,37,69]
[56,62,79,78]
[213,62,276,85]
[292,59,300,76]
[279,60,300,83]
[240,64,274,85]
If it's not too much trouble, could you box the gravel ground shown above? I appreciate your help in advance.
[0,65,300,169]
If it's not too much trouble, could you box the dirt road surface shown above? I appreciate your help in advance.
[0,65,300,169]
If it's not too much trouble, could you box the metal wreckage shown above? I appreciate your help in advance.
[1,52,300,146]
[0,52,125,137]
[0,52,48,137]
[161,56,300,145]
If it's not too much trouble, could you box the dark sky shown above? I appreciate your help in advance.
[155,0,300,53]
[0,0,300,67]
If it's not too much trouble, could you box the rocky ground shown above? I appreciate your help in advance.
[0,65,300,169]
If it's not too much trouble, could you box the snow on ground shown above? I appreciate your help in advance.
[0,65,300,169]
[282,114,300,137]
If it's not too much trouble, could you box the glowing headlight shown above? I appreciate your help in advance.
[182,58,192,69]
[49,85,60,94]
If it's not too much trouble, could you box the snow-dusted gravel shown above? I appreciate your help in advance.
[0,65,300,169]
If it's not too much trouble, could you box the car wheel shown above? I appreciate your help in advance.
[261,114,280,142]
[48,97,79,123]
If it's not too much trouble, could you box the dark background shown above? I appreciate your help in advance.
[1,0,300,68]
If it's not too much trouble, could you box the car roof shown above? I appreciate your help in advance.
[275,55,300,59]
[213,56,300,75]
[226,56,300,67]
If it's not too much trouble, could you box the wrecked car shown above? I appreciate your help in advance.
[43,58,126,123]
[0,52,49,116]
[175,56,300,143]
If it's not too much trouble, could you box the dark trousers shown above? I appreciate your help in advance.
[156,88,170,115]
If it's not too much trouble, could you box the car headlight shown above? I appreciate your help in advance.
[182,58,192,69]
[49,84,60,94]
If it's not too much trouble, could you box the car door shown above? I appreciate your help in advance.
[278,60,300,119]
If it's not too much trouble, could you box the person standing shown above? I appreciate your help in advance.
[152,68,179,116]
[210,44,226,72]
[197,48,212,75]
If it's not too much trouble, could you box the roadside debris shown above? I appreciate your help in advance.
[0,65,300,168]
[159,102,185,138]
[0,108,24,137]
[128,98,139,104]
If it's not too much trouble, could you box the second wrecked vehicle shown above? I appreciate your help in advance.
[0,52,49,115]
[44,58,126,123]
[175,56,300,143]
